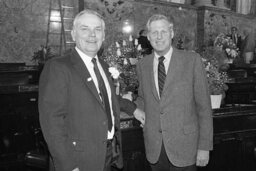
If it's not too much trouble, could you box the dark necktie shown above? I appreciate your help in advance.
[92,58,112,131]
[232,34,237,44]
[158,56,166,98]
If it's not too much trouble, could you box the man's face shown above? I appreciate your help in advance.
[231,27,237,35]
[71,13,105,58]
[147,19,173,56]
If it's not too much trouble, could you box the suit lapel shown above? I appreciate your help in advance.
[148,54,160,101]
[70,50,103,107]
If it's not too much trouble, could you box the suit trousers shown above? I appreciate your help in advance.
[150,142,197,171]
[103,139,113,171]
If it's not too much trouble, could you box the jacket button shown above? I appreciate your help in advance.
[72,141,76,146]
[160,111,164,115]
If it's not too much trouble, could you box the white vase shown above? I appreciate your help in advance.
[210,94,222,109]
[244,52,254,64]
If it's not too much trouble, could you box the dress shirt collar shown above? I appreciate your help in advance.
[75,47,99,65]
[154,46,173,66]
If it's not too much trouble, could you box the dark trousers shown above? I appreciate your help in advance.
[103,139,113,171]
[150,143,197,171]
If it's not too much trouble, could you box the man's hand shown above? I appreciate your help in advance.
[72,168,79,171]
[133,108,145,127]
[122,92,133,101]
[196,150,209,167]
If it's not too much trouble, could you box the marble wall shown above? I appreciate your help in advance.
[0,0,255,63]
[0,0,48,63]
[84,0,197,51]
[197,6,256,48]
[0,0,79,64]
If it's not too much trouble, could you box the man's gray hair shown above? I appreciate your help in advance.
[146,14,173,31]
[73,9,105,30]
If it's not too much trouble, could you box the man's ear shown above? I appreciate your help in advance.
[147,34,150,41]
[102,31,105,42]
[171,29,174,39]
[71,30,75,41]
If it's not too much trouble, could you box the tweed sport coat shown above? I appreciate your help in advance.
[136,48,213,167]
[39,49,125,171]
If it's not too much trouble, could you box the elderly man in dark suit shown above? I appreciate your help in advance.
[135,14,213,171]
[227,26,242,51]
[39,9,144,171]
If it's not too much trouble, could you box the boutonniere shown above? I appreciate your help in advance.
[108,67,120,79]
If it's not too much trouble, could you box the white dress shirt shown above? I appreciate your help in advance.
[76,47,115,139]
[153,47,173,98]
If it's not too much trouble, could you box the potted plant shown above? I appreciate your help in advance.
[198,47,229,108]
[214,33,239,63]
[32,45,56,65]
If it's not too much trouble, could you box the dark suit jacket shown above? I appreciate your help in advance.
[136,48,213,167]
[227,33,242,50]
[39,49,135,171]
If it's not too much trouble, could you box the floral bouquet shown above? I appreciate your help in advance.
[214,33,239,59]
[199,47,229,95]
[102,35,143,94]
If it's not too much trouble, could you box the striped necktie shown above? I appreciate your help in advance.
[91,58,112,131]
[158,56,166,98]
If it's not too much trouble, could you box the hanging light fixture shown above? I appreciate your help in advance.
[122,19,133,34]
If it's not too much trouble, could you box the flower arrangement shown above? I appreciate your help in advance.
[199,47,229,95]
[102,35,143,94]
[214,33,239,59]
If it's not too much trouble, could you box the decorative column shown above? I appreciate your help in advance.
[193,0,213,7]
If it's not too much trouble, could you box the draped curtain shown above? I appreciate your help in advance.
[250,0,256,15]
[236,0,252,15]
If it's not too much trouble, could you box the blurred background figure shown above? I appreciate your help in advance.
[241,28,255,64]
[227,26,242,51]
[138,29,153,55]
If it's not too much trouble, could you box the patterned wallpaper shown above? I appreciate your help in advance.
[0,0,49,64]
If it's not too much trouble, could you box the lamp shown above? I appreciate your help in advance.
[122,19,133,34]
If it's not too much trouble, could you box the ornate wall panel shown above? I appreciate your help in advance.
[0,0,255,63]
